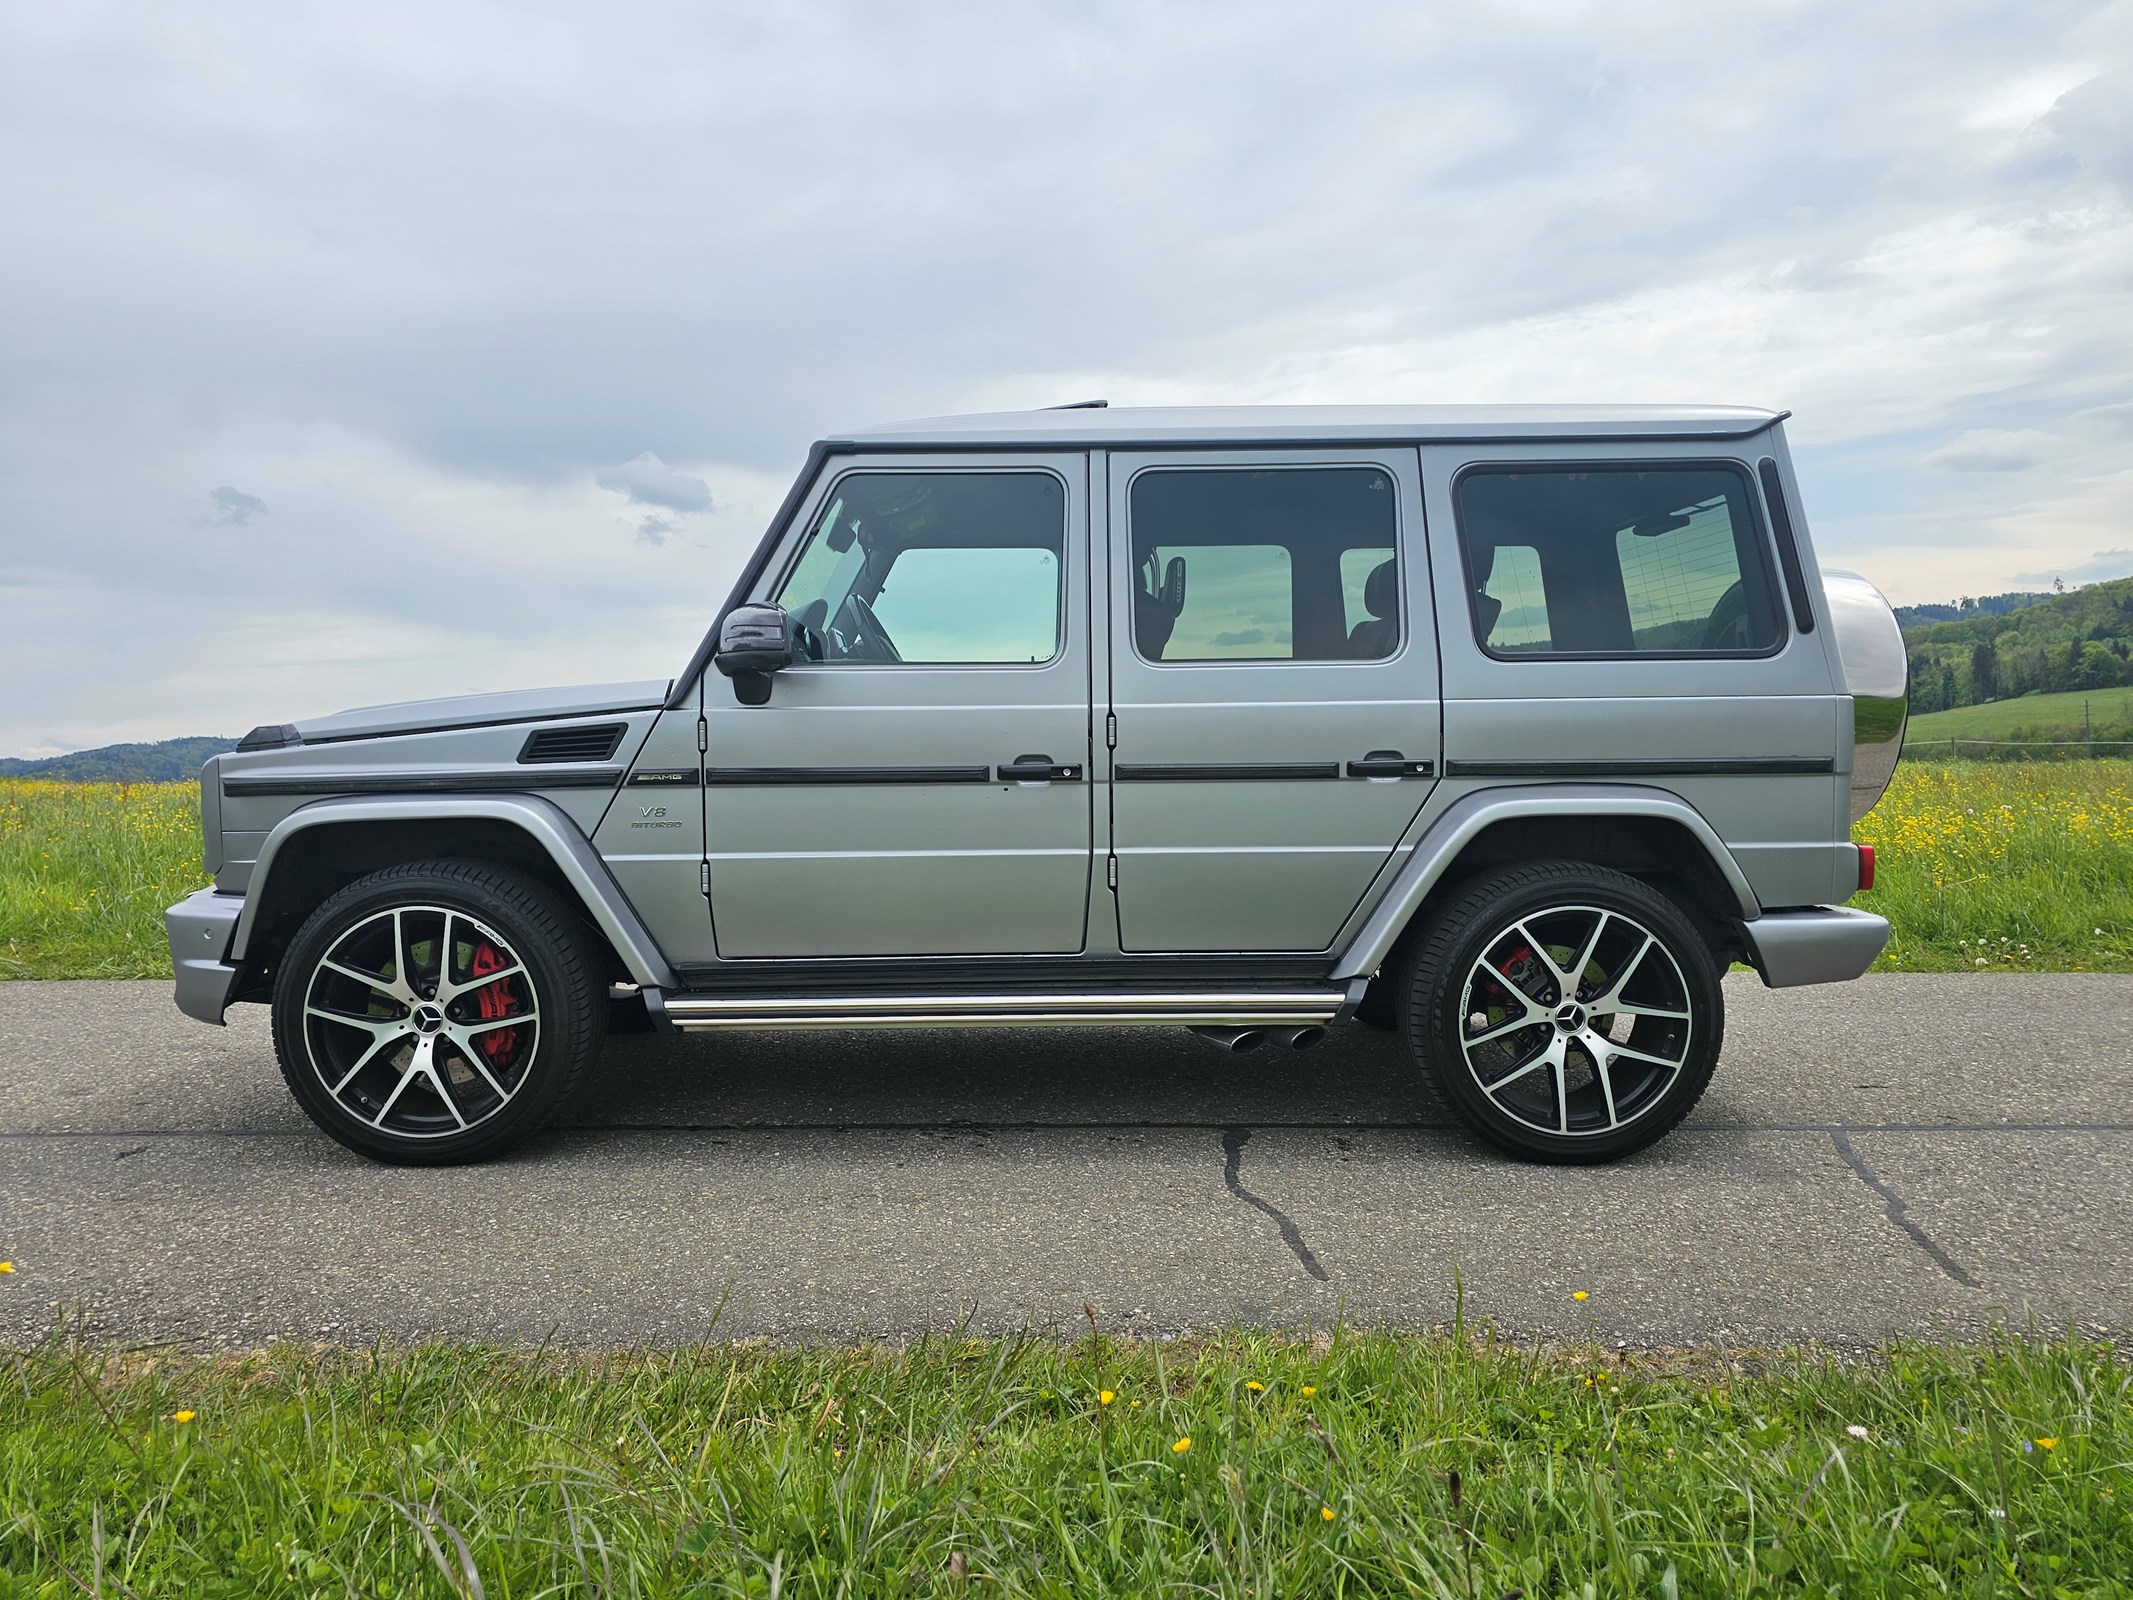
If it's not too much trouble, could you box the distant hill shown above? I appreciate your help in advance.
[0,737,237,782]
[1893,590,2056,629]
[1900,574,2133,715]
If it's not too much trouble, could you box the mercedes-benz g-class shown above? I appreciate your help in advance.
[167,404,1905,1165]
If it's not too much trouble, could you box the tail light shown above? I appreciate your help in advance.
[1856,844,1876,893]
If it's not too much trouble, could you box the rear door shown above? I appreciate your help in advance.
[703,455,1094,958]
[1104,449,1440,952]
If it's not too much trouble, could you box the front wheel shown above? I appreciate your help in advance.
[1402,862,1722,1163]
[270,860,606,1165]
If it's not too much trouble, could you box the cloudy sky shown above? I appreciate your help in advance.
[2,0,2129,757]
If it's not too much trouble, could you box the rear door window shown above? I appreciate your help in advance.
[1128,466,1399,663]
[1456,465,1782,657]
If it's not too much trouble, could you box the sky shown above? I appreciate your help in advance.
[2,0,2129,757]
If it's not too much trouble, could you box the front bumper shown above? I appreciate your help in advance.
[1740,905,1890,988]
[167,888,244,1025]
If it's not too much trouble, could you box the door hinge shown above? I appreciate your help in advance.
[696,717,708,753]
[1106,854,1117,889]
[699,861,711,897]
[1105,713,1117,749]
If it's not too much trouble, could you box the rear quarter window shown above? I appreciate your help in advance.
[1455,463,1783,658]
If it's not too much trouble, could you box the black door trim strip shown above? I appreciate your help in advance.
[1114,762,1342,782]
[223,769,624,796]
[1444,757,1835,779]
[705,766,993,786]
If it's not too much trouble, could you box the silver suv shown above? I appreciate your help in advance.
[167,404,1905,1167]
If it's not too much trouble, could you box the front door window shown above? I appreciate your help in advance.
[778,472,1065,665]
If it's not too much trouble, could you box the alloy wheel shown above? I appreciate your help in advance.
[299,904,541,1140]
[1455,904,1693,1138]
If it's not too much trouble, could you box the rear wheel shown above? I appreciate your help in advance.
[270,860,606,1165]
[1402,861,1722,1163]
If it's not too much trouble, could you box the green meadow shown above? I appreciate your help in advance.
[3,1332,2129,1597]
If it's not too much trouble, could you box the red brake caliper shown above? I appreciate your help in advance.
[468,940,524,1072]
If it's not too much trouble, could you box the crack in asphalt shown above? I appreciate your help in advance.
[1220,1127,1329,1281]
[1829,1129,1980,1288]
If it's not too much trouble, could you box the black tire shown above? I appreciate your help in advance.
[1401,861,1722,1164]
[270,859,607,1165]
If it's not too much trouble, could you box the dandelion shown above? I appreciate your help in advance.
[1571,1290,1589,1301]
[1846,1424,1870,1440]
[173,1410,195,1424]
[1099,1390,1115,1406]
[1246,1381,1264,1392]
[1172,1436,1191,1454]
[1321,1505,1336,1522]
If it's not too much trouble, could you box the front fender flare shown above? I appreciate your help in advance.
[1330,784,1762,982]
[229,793,678,988]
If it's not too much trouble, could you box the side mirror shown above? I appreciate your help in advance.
[714,603,795,705]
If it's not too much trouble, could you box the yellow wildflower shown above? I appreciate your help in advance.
[173,1410,195,1424]
[2035,1437,2058,1451]
[1246,1381,1263,1392]
[1321,1505,1335,1522]
[1571,1290,1588,1301]
[1099,1390,1114,1406]
[1172,1436,1191,1454]
[1301,1386,1317,1397]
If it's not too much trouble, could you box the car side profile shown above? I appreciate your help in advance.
[167,404,1906,1167]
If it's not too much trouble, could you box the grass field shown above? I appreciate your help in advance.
[1906,688,2133,749]
[0,781,205,980]
[1852,761,2133,972]
[5,766,2133,979]
[3,1331,2128,1596]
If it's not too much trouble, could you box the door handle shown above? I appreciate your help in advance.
[997,754,1083,782]
[1346,750,1434,779]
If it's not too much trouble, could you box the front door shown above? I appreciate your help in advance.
[1105,450,1440,952]
[704,456,1093,959]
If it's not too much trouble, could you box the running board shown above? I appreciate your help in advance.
[654,988,1349,1031]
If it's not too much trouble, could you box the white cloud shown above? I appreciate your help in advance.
[594,452,713,513]
[1921,429,2067,473]
[2014,547,2133,586]
[203,485,270,524]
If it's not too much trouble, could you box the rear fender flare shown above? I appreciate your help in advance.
[229,794,678,988]
[1331,784,1761,981]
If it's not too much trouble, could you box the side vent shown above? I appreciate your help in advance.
[518,723,627,764]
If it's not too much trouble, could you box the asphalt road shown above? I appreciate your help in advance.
[3,974,2129,1350]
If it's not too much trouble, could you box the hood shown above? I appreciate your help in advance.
[278,680,672,745]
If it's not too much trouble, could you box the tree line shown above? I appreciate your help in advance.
[1901,575,2133,715]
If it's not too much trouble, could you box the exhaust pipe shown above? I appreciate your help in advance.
[1188,1025,1270,1054]
[1271,1025,1326,1050]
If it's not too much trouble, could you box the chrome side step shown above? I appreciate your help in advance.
[655,988,1348,1032]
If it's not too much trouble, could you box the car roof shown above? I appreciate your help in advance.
[833,403,1786,449]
